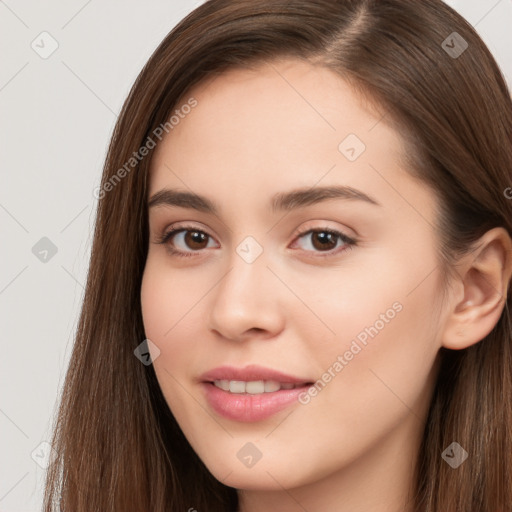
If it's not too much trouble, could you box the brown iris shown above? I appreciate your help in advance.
[183,230,209,250]
[309,231,338,251]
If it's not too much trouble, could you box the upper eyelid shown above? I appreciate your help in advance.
[160,219,354,237]
[160,223,350,238]
[161,223,216,241]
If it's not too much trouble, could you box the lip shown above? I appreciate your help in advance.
[199,364,311,384]
[199,365,313,422]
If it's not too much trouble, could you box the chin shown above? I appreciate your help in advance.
[214,468,298,491]
[202,453,321,491]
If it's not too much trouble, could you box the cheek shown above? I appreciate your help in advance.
[141,262,187,377]
[140,263,205,421]
[291,247,442,423]
[313,267,441,429]
[140,259,213,379]
[140,270,170,346]
[140,258,202,345]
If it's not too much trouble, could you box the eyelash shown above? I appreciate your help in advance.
[155,224,356,259]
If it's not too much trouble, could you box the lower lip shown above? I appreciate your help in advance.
[202,382,310,422]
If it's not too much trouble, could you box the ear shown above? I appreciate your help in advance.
[442,227,512,350]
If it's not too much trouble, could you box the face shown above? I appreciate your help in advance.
[140,58,447,493]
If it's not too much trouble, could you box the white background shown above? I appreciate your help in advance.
[1,1,511,510]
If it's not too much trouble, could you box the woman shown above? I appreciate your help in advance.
[44,0,512,510]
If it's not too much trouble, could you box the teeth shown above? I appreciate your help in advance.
[264,380,281,392]
[218,379,230,391]
[213,380,301,394]
[229,381,246,393]
[245,381,264,394]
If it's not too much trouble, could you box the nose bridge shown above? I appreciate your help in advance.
[207,236,284,339]
[222,234,271,295]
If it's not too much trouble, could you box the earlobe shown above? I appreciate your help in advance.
[441,227,512,350]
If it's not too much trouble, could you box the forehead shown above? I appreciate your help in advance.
[151,59,395,161]
[147,58,431,219]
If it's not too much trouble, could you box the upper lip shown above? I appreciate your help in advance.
[199,365,313,384]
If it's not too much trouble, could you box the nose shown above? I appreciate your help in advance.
[207,246,286,342]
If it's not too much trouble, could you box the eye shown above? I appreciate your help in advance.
[290,228,356,256]
[155,224,356,259]
[155,224,218,257]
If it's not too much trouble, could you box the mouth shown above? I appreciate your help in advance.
[199,365,314,422]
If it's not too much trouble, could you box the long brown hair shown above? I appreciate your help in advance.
[44,1,512,510]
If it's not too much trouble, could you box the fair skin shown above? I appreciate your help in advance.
[140,58,511,511]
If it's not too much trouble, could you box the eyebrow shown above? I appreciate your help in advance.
[147,185,380,214]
